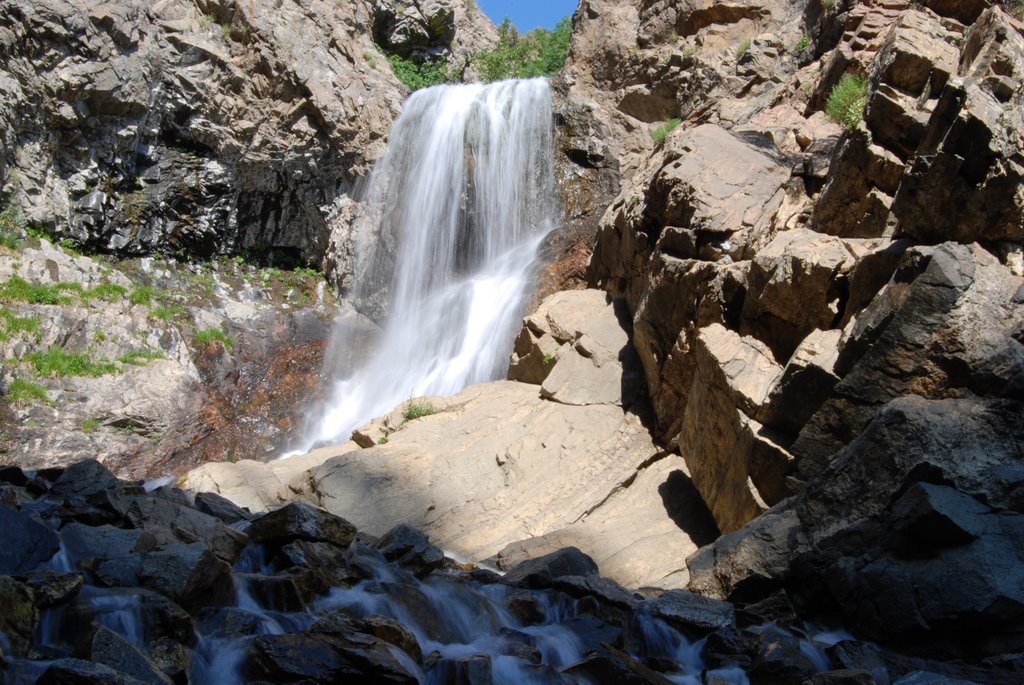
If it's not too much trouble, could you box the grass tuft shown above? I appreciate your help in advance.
[24,348,118,378]
[194,327,234,351]
[117,349,165,366]
[402,398,436,421]
[651,118,682,145]
[6,378,50,405]
[826,73,869,130]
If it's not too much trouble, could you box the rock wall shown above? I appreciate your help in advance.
[577,0,1024,660]
[0,0,492,276]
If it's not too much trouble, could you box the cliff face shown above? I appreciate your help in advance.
[567,0,1024,660]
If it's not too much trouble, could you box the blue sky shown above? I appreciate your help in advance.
[476,0,578,31]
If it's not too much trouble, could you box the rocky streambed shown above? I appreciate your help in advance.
[4,458,1019,685]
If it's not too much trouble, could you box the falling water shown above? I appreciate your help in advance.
[299,78,558,449]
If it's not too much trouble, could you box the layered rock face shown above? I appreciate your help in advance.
[187,290,720,590]
[578,0,1024,661]
[0,0,491,278]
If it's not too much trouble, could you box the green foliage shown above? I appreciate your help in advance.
[793,34,810,53]
[650,118,682,144]
[150,304,185,322]
[194,327,234,351]
[117,349,165,366]
[826,73,868,130]
[0,276,74,305]
[402,398,436,421]
[81,417,100,433]
[6,378,50,405]
[822,0,836,7]
[542,352,554,365]
[681,45,698,59]
[378,435,389,444]
[386,53,452,91]
[736,38,751,58]
[0,309,41,342]
[24,347,118,378]
[474,17,571,82]
[129,286,155,306]
[0,197,22,251]
[81,283,128,304]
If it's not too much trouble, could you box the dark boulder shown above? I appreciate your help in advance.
[503,547,599,588]
[247,501,357,549]
[193,491,252,524]
[0,505,61,575]
[375,524,445,578]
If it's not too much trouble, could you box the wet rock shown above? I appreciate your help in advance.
[503,547,599,588]
[0,506,61,574]
[126,496,247,564]
[87,625,173,685]
[375,524,445,578]
[192,491,251,525]
[60,523,157,586]
[37,658,148,685]
[806,670,877,685]
[276,539,358,589]
[563,655,647,685]
[362,615,423,663]
[138,543,233,610]
[50,460,128,524]
[24,571,85,608]
[645,589,735,636]
[248,501,357,550]
[0,576,37,656]
[245,630,418,684]
[551,575,638,610]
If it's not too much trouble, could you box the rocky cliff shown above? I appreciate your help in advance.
[568,0,1024,665]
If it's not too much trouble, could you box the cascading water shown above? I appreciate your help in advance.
[298,78,558,450]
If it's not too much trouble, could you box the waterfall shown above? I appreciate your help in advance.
[299,78,558,449]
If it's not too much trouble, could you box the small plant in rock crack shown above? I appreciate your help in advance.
[650,118,681,145]
[826,73,869,131]
[402,399,436,421]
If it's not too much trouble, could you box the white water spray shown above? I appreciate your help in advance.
[297,78,558,450]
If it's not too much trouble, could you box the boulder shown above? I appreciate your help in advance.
[0,576,37,656]
[192,491,251,525]
[0,506,61,575]
[645,589,736,636]
[126,496,247,564]
[37,659,149,685]
[502,547,599,588]
[88,625,174,685]
[375,524,445,578]
[247,501,358,549]
[138,543,233,610]
[244,630,418,684]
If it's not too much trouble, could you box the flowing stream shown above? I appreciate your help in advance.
[296,78,558,451]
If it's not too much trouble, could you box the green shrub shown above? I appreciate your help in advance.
[0,276,74,305]
[386,54,452,91]
[6,378,50,405]
[24,347,118,377]
[402,398,436,421]
[651,118,682,144]
[474,17,571,82]
[736,38,751,58]
[194,327,234,351]
[793,34,810,53]
[826,73,868,130]
[81,417,100,432]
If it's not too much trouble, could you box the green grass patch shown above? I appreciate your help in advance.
[6,378,50,405]
[81,283,128,304]
[0,276,75,305]
[117,349,165,366]
[736,38,751,58]
[402,399,436,421]
[150,304,185,322]
[793,34,810,53]
[194,327,234,351]
[0,309,41,342]
[82,417,100,433]
[129,285,155,306]
[24,347,118,378]
[651,118,682,145]
[826,73,868,131]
